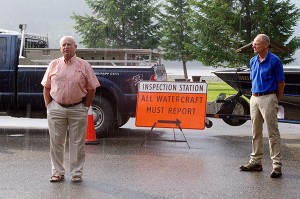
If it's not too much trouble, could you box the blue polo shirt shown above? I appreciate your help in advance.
[250,51,284,94]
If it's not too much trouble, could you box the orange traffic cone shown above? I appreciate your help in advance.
[85,106,100,145]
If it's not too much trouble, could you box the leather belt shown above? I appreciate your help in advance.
[57,101,82,108]
[252,91,276,97]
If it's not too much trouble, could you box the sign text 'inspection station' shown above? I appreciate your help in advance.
[135,81,207,129]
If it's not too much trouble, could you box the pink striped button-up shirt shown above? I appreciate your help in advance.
[41,55,100,104]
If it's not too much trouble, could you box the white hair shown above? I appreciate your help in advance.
[59,36,76,46]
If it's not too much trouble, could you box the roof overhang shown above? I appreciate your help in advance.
[236,41,289,54]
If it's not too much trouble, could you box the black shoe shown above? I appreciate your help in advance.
[239,162,263,171]
[270,168,282,178]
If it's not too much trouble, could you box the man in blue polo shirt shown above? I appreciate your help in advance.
[239,34,285,178]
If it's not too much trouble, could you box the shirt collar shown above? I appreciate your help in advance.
[63,55,76,64]
[255,50,270,63]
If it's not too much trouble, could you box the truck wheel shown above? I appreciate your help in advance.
[222,95,250,126]
[92,96,115,137]
[116,114,131,128]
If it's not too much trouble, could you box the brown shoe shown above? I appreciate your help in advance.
[239,162,263,171]
[50,175,64,182]
[270,168,282,178]
[72,176,82,183]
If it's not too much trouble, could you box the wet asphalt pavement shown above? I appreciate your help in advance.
[0,116,300,199]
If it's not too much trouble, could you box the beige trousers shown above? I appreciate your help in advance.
[250,94,282,169]
[47,100,88,177]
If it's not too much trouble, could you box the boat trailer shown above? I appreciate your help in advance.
[204,91,300,128]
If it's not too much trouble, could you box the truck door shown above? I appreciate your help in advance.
[0,35,18,111]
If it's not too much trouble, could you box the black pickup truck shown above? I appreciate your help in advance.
[0,29,166,136]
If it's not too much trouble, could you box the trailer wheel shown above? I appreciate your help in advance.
[92,96,115,137]
[222,96,250,126]
[205,119,213,128]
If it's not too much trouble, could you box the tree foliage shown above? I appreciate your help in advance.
[72,0,300,68]
[159,0,195,78]
[189,0,300,67]
[71,0,160,49]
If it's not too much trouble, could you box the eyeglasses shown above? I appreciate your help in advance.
[252,42,265,46]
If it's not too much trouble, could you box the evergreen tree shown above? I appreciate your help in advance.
[71,0,160,49]
[190,0,300,67]
[159,0,195,79]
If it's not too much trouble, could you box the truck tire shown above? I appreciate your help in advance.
[116,114,131,128]
[92,96,115,137]
[222,95,250,126]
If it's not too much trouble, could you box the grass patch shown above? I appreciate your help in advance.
[207,82,238,102]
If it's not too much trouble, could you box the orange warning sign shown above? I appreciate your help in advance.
[135,81,207,129]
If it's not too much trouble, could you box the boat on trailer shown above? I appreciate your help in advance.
[205,41,300,127]
[210,67,300,125]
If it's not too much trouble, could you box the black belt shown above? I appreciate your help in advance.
[57,101,82,108]
[252,91,276,97]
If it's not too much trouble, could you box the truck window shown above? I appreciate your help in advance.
[0,37,7,68]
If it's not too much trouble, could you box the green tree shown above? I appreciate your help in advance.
[189,0,300,67]
[159,0,195,79]
[71,0,160,49]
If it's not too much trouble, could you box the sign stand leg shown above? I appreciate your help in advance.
[172,128,176,141]
[176,124,190,149]
[141,121,190,149]
[141,122,156,146]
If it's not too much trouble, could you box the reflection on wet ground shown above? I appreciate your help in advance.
[0,118,300,198]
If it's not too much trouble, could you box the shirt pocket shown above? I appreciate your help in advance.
[73,69,86,85]
[261,66,274,82]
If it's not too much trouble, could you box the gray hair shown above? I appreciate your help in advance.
[59,36,76,46]
[258,34,270,44]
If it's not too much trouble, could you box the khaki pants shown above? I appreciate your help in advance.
[250,94,282,169]
[47,100,88,177]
